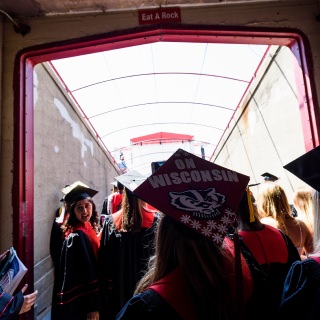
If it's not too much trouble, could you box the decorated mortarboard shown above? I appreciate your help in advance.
[115,170,146,192]
[261,172,279,182]
[133,148,250,246]
[283,146,320,192]
[64,185,98,204]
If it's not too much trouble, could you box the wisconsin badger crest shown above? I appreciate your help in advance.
[169,188,226,217]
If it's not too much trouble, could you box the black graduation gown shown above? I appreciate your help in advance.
[277,257,320,320]
[237,227,301,320]
[0,287,23,320]
[52,230,101,320]
[98,212,159,319]
[49,208,65,269]
[116,289,182,320]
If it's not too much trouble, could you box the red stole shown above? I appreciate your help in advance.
[149,268,197,320]
[112,193,123,213]
[113,207,155,230]
[239,225,288,265]
[73,222,101,258]
[223,237,254,303]
[310,254,320,264]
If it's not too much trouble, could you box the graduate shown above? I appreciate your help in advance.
[98,170,160,319]
[277,146,320,319]
[52,185,101,320]
[232,187,300,320]
[116,148,252,320]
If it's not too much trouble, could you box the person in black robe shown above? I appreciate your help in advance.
[51,185,101,320]
[116,149,252,320]
[98,170,160,319]
[276,147,320,319]
[230,187,300,320]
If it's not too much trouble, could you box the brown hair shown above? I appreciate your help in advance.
[118,188,146,232]
[135,214,235,320]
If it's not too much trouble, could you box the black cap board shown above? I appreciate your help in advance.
[261,172,279,182]
[64,185,98,204]
[284,146,320,192]
[115,170,146,192]
[60,181,89,202]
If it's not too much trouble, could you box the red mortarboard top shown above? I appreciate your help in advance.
[133,148,250,246]
[284,146,320,192]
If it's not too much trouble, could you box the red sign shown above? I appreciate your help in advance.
[138,7,181,25]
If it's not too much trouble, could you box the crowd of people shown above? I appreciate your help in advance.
[48,147,320,320]
[4,146,320,320]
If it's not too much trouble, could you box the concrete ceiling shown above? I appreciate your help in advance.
[0,0,270,18]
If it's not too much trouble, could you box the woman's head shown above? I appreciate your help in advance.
[155,214,227,275]
[293,186,314,233]
[65,198,99,232]
[257,182,291,219]
[136,213,234,319]
[120,187,145,232]
[236,188,261,228]
[61,185,99,233]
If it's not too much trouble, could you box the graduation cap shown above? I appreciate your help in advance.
[64,185,98,204]
[60,181,89,202]
[151,161,165,173]
[283,146,320,192]
[133,148,250,246]
[261,172,279,182]
[61,181,88,195]
[115,170,146,192]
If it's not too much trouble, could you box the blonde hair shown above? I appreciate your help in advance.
[135,214,234,319]
[257,182,291,234]
[312,190,320,253]
[292,186,314,234]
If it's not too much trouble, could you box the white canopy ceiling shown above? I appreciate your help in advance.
[50,41,269,175]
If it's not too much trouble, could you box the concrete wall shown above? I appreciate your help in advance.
[214,45,306,201]
[33,63,120,317]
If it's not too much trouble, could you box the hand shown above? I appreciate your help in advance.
[87,311,99,320]
[19,284,38,314]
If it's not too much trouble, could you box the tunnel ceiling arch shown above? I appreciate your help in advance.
[49,41,270,175]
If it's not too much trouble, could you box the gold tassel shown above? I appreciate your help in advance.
[246,187,255,222]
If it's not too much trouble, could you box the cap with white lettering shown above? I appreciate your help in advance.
[133,148,249,246]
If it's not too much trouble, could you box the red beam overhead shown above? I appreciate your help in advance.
[131,132,194,144]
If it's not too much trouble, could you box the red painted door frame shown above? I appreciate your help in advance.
[13,23,319,318]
